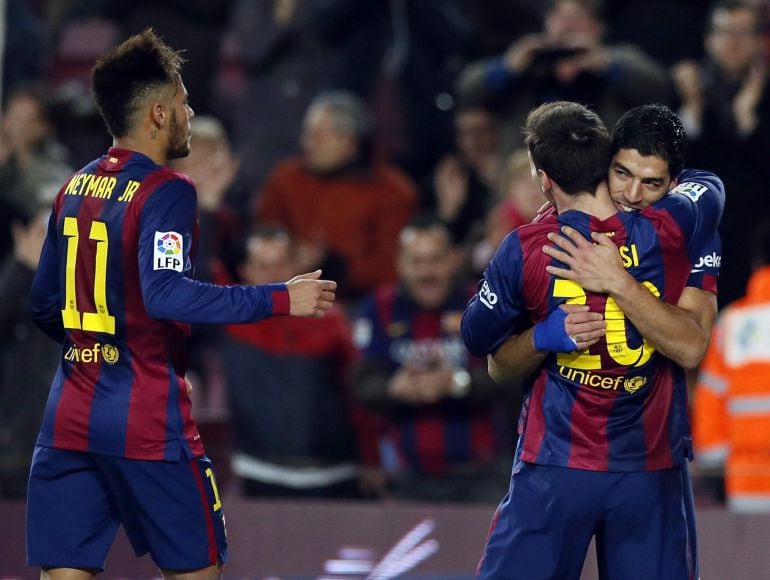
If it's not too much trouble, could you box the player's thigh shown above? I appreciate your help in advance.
[41,569,98,580]
[95,454,227,572]
[27,446,119,571]
[478,462,598,580]
[160,563,222,580]
[596,468,692,580]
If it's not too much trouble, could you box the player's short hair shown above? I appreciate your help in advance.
[611,104,686,178]
[524,101,610,195]
[91,28,184,138]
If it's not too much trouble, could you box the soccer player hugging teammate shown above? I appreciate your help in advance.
[462,102,723,580]
[27,30,336,578]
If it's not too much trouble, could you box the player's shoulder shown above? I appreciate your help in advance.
[135,168,197,214]
[52,158,102,207]
[672,169,724,198]
[142,167,197,200]
[532,205,557,224]
[653,169,724,211]
[643,169,725,236]
[489,223,545,266]
[513,216,558,245]
[158,166,195,188]
[61,156,103,184]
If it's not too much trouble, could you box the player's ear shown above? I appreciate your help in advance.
[538,169,553,194]
[150,103,166,129]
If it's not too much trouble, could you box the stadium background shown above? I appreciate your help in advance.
[3,0,770,577]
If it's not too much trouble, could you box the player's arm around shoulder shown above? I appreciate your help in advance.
[662,169,726,241]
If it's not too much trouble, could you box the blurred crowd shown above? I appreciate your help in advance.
[3,0,770,508]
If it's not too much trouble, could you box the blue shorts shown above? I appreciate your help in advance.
[477,461,695,580]
[27,446,227,571]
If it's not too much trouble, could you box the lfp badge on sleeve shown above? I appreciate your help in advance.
[154,231,184,272]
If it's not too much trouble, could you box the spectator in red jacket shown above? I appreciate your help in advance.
[223,226,376,498]
[257,90,417,302]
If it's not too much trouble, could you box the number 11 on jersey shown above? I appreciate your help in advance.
[61,216,116,335]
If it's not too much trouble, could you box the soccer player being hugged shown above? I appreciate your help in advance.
[462,102,723,579]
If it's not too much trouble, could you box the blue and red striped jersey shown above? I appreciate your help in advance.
[30,148,290,461]
[461,170,724,471]
[356,284,508,475]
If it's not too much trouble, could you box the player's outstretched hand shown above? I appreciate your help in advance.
[285,270,337,317]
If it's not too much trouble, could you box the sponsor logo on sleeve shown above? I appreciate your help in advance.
[691,252,721,273]
[479,280,498,310]
[154,231,184,272]
[671,182,708,202]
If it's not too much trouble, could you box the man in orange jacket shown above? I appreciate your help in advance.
[694,217,770,512]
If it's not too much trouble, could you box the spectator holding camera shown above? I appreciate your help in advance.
[456,0,673,157]
[671,0,770,308]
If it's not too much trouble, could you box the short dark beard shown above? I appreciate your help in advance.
[166,108,190,160]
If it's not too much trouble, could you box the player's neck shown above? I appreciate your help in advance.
[113,135,168,166]
[554,186,616,220]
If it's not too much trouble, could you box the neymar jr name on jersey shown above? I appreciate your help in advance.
[64,173,141,203]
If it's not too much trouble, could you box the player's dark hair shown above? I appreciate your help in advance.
[91,28,184,138]
[611,104,686,178]
[750,217,770,268]
[524,101,610,195]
